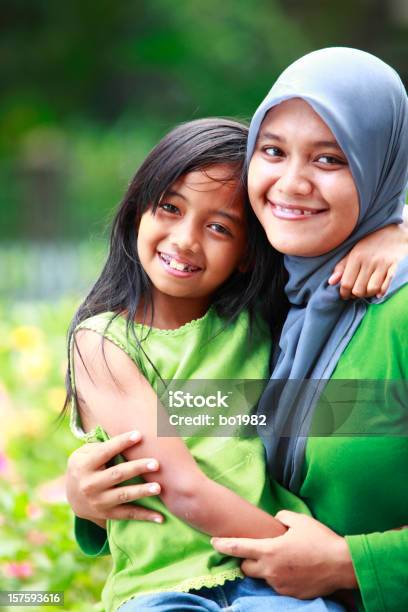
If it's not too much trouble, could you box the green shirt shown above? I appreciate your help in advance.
[70,308,309,612]
[301,284,408,612]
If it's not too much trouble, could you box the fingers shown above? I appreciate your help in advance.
[352,262,389,298]
[97,458,159,489]
[211,537,267,559]
[339,259,393,300]
[328,256,348,286]
[365,266,388,298]
[241,558,262,578]
[104,503,163,524]
[275,510,310,528]
[82,431,143,469]
[338,259,362,300]
[377,263,396,298]
[99,481,161,508]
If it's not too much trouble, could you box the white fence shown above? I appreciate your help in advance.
[0,242,106,301]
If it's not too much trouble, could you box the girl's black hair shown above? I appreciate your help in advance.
[62,118,288,417]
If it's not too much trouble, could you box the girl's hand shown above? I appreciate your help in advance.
[65,431,163,527]
[211,511,358,599]
[329,222,408,300]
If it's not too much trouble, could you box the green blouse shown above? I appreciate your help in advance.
[70,309,309,612]
[301,284,408,611]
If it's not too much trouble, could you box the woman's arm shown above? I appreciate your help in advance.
[329,220,408,299]
[73,329,285,539]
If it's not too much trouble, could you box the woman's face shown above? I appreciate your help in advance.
[248,98,359,257]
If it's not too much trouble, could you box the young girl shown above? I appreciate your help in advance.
[66,117,404,611]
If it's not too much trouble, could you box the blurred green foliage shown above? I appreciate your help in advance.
[1,0,406,240]
[0,298,108,610]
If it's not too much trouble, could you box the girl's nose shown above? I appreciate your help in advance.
[275,160,313,197]
[171,223,201,253]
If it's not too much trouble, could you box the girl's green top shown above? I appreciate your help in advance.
[301,284,408,612]
[70,308,309,612]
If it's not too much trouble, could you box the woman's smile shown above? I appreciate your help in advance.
[268,200,329,220]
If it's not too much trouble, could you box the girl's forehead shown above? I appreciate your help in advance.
[167,167,246,217]
[172,165,240,191]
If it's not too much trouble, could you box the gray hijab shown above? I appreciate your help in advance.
[248,47,408,492]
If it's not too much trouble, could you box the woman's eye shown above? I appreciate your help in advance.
[208,223,231,236]
[316,155,346,165]
[264,146,284,157]
[159,203,180,214]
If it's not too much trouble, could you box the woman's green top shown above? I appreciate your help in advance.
[70,308,309,612]
[301,284,408,612]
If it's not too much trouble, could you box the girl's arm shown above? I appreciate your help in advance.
[330,218,408,299]
[73,329,286,539]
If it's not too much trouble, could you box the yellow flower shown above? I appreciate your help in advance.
[17,350,51,384]
[10,326,43,351]
[47,387,67,412]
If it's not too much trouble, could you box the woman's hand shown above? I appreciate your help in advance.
[329,222,408,300]
[211,511,358,599]
[66,431,163,528]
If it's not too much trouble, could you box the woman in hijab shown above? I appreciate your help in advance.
[211,47,408,611]
[65,49,407,611]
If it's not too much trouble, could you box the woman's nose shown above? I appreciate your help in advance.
[275,160,313,197]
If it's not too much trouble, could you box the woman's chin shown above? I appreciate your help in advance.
[265,229,350,258]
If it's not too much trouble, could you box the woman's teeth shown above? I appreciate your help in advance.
[275,205,315,216]
[274,204,319,216]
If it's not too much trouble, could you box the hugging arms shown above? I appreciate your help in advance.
[65,47,408,611]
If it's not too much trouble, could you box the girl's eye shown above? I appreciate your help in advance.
[264,146,284,157]
[159,203,180,215]
[208,223,232,236]
[316,155,346,166]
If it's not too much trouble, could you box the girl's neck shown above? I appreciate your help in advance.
[136,291,211,330]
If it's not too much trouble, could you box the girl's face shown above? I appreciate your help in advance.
[137,164,247,306]
[248,98,359,257]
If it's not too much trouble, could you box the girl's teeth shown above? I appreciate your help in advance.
[170,258,187,271]
[159,252,199,272]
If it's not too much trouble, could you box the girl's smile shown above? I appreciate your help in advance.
[248,98,359,257]
[137,164,247,313]
[157,251,203,276]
